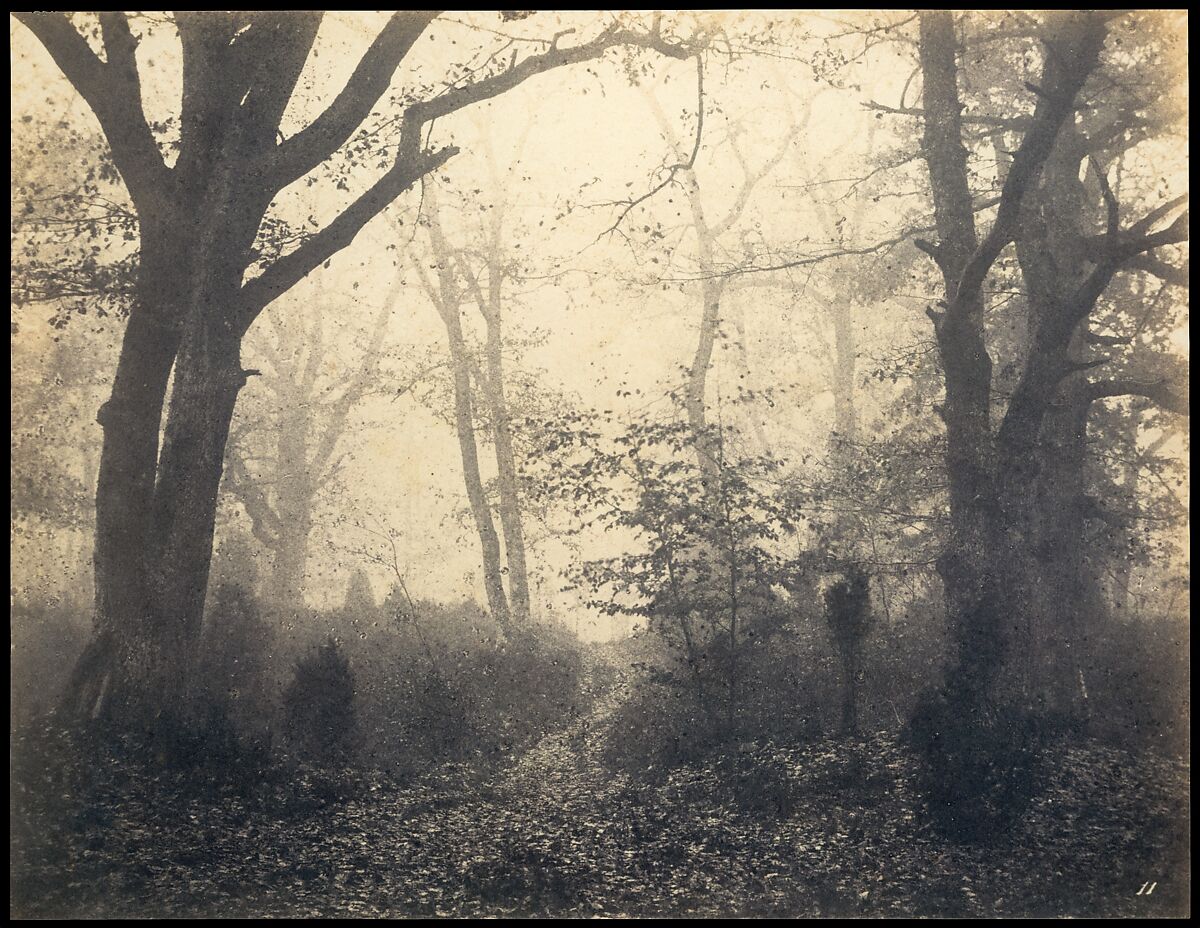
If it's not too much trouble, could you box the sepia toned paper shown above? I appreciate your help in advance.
[11,11,1189,918]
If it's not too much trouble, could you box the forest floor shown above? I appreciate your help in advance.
[11,650,1191,918]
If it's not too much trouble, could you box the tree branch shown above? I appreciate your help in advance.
[224,453,283,548]
[948,13,1107,310]
[408,20,699,126]
[239,128,456,326]
[1126,253,1189,286]
[268,11,439,190]
[864,99,1028,132]
[15,12,172,216]
[1081,378,1190,416]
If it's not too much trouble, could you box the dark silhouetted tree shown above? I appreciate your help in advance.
[824,564,872,733]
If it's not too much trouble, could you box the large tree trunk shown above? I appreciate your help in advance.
[148,311,249,710]
[63,234,184,721]
[1006,123,1096,715]
[68,161,267,723]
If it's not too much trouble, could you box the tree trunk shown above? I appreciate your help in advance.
[920,9,1004,699]
[1004,123,1100,715]
[271,405,314,610]
[442,314,512,626]
[147,308,250,713]
[63,236,184,721]
[682,170,726,485]
[480,300,532,623]
[68,173,266,723]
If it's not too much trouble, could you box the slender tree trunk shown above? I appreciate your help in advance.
[479,299,532,623]
[271,406,314,609]
[683,171,727,484]
[443,315,512,626]
[419,188,513,627]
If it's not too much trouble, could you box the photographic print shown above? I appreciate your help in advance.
[10,10,1190,918]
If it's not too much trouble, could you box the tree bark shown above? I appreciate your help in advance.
[65,280,181,718]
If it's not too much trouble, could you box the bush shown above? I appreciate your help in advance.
[283,636,356,764]
[1077,611,1189,757]
[195,581,274,735]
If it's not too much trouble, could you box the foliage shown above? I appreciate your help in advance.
[341,593,584,776]
[527,401,811,730]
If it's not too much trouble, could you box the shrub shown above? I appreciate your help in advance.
[283,636,356,764]
[196,581,274,734]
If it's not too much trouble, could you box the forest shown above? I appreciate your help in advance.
[9,10,1190,918]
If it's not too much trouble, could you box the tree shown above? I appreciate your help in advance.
[623,63,798,479]
[900,10,1188,838]
[531,402,801,731]
[224,284,393,611]
[13,11,701,726]
[911,10,1187,703]
[410,182,519,627]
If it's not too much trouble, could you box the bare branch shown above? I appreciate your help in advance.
[408,20,700,127]
[595,55,706,241]
[1126,253,1189,286]
[223,453,283,548]
[864,99,1028,131]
